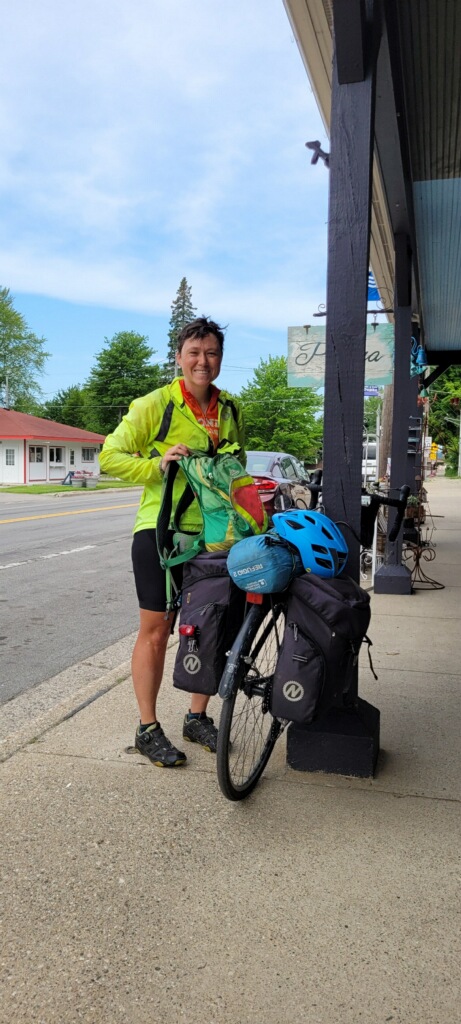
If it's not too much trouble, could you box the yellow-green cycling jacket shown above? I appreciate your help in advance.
[99,377,246,534]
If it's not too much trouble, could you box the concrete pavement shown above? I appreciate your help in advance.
[1,474,460,1024]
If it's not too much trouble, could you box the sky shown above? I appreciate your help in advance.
[1,0,331,401]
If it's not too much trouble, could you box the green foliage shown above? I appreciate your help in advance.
[41,385,90,428]
[85,331,161,434]
[160,277,196,383]
[239,355,323,464]
[363,396,382,435]
[428,367,461,452]
[444,436,459,476]
[0,287,49,409]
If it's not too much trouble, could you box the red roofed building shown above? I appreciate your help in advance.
[0,409,105,485]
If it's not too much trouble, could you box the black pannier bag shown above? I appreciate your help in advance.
[270,574,373,725]
[173,551,246,695]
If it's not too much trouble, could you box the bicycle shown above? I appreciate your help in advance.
[216,593,287,800]
[216,481,410,801]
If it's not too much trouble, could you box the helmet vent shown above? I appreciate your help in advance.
[285,518,305,530]
[271,509,348,578]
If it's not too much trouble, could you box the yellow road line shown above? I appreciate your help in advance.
[0,503,139,525]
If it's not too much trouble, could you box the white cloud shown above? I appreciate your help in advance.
[0,0,330,324]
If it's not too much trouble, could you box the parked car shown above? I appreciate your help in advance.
[362,439,377,481]
[246,450,315,521]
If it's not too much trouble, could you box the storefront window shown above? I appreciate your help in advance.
[29,446,44,463]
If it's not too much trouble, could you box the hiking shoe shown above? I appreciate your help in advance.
[135,724,187,767]
[182,713,218,753]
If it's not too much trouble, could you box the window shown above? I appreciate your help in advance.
[49,447,64,463]
[82,448,95,463]
[69,450,75,465]
[6,449,15,466]
[29,446,44,463]
[281,458,297,480]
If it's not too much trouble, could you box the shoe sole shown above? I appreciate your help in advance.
[183,735,216,753]
[135,745,187,767]
[151,759,187,767]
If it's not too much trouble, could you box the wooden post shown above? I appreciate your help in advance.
[374,232,412,593]
[322,1,379,579]
[287,0,382,778]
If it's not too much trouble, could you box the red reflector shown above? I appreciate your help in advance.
[179,624,196,636]
[246,592,264,604]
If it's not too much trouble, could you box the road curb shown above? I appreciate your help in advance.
[0,633,179,763]
[0,662,132,763]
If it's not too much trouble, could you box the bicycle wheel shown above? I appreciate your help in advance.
[217,601,285,801]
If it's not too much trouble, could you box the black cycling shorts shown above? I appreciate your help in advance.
[131,529,184,613]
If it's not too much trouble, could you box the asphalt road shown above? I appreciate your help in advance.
[0,489,143,704]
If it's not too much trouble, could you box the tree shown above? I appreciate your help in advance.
[0,287,49,411]
[239,355,323,464]
[41,385,90,429]
[161,277,196,382]
[428,367,461,447]
[363,395,382,436]
[427,367,461,475]
[85,331,161,434]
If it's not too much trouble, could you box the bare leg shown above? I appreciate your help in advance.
[189,693,210,714]
[131,609,211,722]
[131,609,173,723]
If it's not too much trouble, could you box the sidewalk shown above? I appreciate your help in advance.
[1,475,460,1024]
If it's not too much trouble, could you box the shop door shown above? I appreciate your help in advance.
[0,443,20,484]
[29,445,47,481]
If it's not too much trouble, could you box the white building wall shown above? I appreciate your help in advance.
[0,440,101,484]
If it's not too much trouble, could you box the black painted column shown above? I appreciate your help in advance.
[374,232,412,593]
[321,14,378,572]
[287,0,381,778]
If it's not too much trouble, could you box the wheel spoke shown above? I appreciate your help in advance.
[217,604,285,799]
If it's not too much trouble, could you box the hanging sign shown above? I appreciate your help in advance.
[287,324,394,390]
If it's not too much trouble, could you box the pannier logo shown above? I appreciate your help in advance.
[183,654,201,675]
[233,563,264,576]
[282,680,305,702]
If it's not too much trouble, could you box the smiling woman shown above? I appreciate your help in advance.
[99,315,247,767]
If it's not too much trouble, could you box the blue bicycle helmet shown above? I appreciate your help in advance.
[272,509,348,578]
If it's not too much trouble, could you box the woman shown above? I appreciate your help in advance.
[99,317,245,767]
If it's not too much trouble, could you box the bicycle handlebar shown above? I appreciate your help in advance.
[304,472,411,545]
[307,469,323,510]
[380,484,411,541]
[360,484,410,544]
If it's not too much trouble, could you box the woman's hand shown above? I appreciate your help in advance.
[160,444,190,473]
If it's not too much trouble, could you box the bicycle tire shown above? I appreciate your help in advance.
[217,601,285,801]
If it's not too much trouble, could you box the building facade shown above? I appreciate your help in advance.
[0,410,105,485]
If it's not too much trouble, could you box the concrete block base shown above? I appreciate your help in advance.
[286,697,380,778]
[373,563,412,594]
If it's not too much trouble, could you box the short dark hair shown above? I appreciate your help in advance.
[177,316,225,354]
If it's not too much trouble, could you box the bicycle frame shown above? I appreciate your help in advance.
[218,597,284,700]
